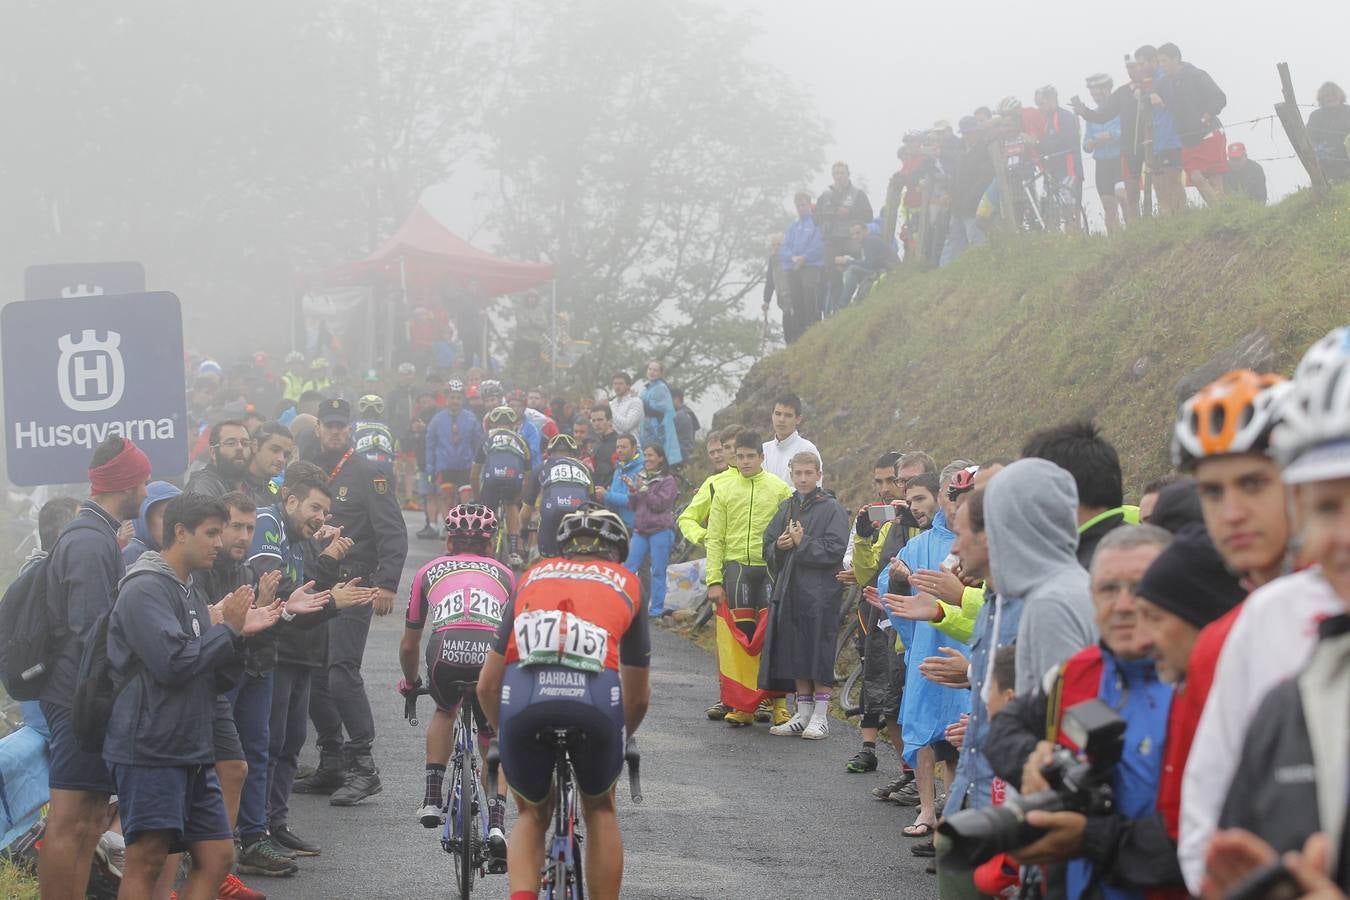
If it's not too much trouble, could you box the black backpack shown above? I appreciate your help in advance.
[71,603,127,754]
[0,518,102,701]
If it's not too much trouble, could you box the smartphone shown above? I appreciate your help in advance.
[1227,863,1303,900]
[867,503,898,524]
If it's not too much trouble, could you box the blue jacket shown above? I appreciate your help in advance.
[603,453,644,529]
[1066,651,1174,900]
[779,215,825,269]
[122,481,182,566]
[944,590,1024,817]
[426,407,484,473]
[1084,118,1122,161]
[882,509,972,764]
[1149,69,1183,152]
[640,379,683,467]
[105,552,242,767]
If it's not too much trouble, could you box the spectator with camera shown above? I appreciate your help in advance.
[979,525,1182,899]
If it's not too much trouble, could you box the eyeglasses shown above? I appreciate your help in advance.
[212,439,251,449]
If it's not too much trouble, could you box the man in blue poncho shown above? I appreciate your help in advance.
[639,360,682,467]
[870,470,971,845]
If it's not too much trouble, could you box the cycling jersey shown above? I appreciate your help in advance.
[475,428,531,483]
[353,420,396,471]
[523,457,595,557]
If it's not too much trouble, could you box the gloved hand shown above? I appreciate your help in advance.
[397,676,422,698]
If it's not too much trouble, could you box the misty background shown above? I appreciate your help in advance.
[3,0,1347,426]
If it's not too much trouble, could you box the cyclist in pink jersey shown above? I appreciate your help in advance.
[398,503,516,863]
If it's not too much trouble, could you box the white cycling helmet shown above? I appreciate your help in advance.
[1271,325,1350,483]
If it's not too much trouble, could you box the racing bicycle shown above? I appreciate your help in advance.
[406,683,503,898]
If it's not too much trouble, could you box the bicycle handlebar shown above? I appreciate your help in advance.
[625,735,643,805]
[403,686,431,726]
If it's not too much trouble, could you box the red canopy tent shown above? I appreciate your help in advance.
[325,203,554,297]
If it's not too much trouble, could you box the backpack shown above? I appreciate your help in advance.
[0,518,101,701]
[71,604,126,754]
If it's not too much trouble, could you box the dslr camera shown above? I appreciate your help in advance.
[937,699,1126,869]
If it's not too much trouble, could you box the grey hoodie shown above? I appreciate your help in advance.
[104,551,241,767]
[984,458,1096,694]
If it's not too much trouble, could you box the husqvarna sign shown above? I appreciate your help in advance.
[3,292,187,485]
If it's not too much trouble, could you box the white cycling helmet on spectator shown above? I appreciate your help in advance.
[1271,325,1350,483]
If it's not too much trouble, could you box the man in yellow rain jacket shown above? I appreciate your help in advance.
[705,430,793,726]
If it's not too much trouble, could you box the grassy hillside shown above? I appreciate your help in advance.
[719,188,1350,508]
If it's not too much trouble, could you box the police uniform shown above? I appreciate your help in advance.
[305,399,409,771]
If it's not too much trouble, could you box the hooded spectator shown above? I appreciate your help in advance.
[122,481,183,565]
[639,360,682,467]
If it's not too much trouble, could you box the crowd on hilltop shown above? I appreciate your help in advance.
[764,43,1350,344]
[675,327,1350,900]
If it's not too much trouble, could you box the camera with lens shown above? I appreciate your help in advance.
[937,699,1126,870]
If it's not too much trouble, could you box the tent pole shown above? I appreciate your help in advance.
[550,280,558,387]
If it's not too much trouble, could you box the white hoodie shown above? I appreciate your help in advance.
[1177,567,1344,894]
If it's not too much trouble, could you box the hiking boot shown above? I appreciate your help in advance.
[269,826,320,857]
[723,710,755,727]
[872,776,909,800]
[846,747,879,773]
[486,826,508,874]
[292,755,346,795]
[416,525,439,540]
[705,702,731,720]
[769,714,808,736]
[218,872,267,900]
[236,837,298,877]
[770,699,792,727]
[801,718,829,740]
[889,781,921,806]
[753,699,773,723]
[330,755,383,806]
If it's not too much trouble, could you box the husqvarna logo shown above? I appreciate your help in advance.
[56,330,125,412]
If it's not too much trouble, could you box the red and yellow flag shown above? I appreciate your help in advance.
[715,603,769,712]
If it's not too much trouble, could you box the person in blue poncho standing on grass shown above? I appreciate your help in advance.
[865,467,972,856]
[639,360,682,467]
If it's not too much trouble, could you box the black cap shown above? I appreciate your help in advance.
[318,398,350,425]
[1135,526,1245,629]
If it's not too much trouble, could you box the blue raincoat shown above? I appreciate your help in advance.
[880,509,971,764]
[639,378,683,466]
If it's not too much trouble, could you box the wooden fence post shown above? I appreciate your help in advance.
[1275,61,1330,198]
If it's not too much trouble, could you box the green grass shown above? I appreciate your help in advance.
[0,859,39,900]
[724,187,1350,506]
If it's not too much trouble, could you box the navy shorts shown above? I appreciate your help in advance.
[111,764,232,851]
[480,478,523,510]
[214,693,244,762]
[40,700,115,794]
[498,665,624,805]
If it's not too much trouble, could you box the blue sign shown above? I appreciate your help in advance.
[23,261,146,300]
[2,292,187,486]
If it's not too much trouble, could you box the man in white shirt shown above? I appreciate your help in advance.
[608,371,644,440]
[761,392,821,484]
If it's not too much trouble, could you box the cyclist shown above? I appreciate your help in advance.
[353,394,397,475]
[472,405,532,567]
[477,506,651,900]
[523,433,595,559]
[398,504,516,868]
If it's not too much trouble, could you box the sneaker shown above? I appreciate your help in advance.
[236,837,299,877]
[771,700,792,727]
[418,803,443,829]
[753,700,772,723]
[269,826,320,857]
[95,830,126,880]
[416,525,439,540]
[218,871,268,900]
[801,718,829,740]
[723,710,754,727]
[846,747,879,774]
[330,759,383,807]
[292,764,346,795]
[768,714,807,736]
[705,702,731,720]
[872,776,908,800]
[486,826,508,874]
[889,781,921,806]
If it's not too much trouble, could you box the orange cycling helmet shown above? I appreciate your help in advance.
[1171,369,1290,470]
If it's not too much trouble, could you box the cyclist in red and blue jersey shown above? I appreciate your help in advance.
[477,505,651,900]
[398,503,517,866]
[523,433,595,559]
[472,406,532,567]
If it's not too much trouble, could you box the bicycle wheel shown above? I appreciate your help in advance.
[570,834,585,900]
[458,776,476,898]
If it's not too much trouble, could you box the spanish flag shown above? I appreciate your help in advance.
[715,603,769,713]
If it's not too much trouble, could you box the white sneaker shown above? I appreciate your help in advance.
[769,714,808,736]
[418,803,443,828]
[801,718,830,740]
[95,830,126,879]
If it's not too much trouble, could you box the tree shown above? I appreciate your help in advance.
[1,0,478,350]
[480,0,827,398]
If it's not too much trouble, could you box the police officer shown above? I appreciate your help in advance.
[296,399,409,805]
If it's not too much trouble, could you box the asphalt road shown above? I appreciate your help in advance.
[263,520,935,900]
